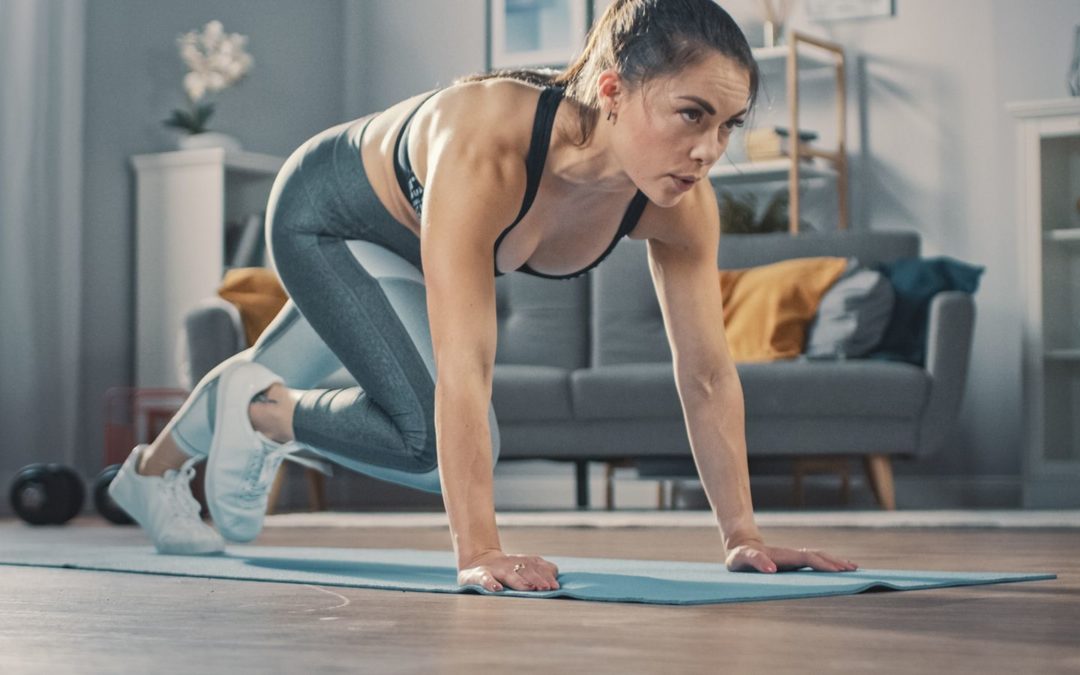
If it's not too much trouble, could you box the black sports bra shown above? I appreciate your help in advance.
[393,85,649,281]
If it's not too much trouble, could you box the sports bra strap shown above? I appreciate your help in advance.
[393,90,441,217]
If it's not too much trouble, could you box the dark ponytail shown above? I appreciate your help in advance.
[457,0,759,146]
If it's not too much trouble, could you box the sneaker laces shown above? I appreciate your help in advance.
[247,440,330,496]
[162,461,202,521]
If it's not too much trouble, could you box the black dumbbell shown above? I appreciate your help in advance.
[9,463,85,525]
[92,464,134,525]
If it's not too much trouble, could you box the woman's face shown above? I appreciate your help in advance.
[605,52,751,208]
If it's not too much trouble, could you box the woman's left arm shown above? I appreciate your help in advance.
[643,184,858,574]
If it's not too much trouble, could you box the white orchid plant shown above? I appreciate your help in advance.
[163,20,253,135]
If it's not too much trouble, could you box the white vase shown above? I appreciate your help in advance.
[177,131,242,152]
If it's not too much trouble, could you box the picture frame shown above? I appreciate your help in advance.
[806,0,895,22]
[486,0,593,71]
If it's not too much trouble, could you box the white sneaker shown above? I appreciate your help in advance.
[205,361,332,543]
[107,444,225,555]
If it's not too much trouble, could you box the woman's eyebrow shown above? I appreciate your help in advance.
[675,96,748,121]
[676,95,717,115]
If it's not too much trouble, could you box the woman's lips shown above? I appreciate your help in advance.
[670,174,697,192]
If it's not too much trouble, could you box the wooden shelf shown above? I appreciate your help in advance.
[1043,228,1080,244]
[709,159,837,185]
[723,32,848,233]
[751,45,835,79]
[1045,349,1080,362]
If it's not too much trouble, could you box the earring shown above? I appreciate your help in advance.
[607,109,615,122]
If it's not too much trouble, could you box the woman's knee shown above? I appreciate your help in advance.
[406,400,499,474]
[411,429,438,474]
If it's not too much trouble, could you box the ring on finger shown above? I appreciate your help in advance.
[513,563,526,573]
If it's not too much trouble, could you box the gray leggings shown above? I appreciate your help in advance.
[163,115,500,494]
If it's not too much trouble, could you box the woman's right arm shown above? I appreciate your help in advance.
[420,103,560,593]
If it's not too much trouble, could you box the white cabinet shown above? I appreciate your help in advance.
[131,148,282,388]
[1009,98,1080,507]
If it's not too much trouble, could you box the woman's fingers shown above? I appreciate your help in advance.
[800,548,858,572]
[726,546,777,573]
[726,545,860,574]
[502,558,560,591]
[460,554,562,593]
[747,548,777,573]
[462,569,503,592]
[514,566,547,590]
[812,550,855,570]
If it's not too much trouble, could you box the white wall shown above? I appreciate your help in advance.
[344,0,488,115]
[344,0,1080,506]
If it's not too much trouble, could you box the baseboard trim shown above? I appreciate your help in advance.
[492,467,1023,510]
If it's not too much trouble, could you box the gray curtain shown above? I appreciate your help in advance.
[0,0,85,510]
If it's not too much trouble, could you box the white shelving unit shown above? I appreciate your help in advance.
[1008,97,1080,507]
[710,32,848,233]
[131,147,283,388]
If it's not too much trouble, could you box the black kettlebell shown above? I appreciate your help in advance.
[9,463,85,525]
[92,464,134,525]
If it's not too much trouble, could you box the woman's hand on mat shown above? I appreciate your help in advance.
[458,550,561,592]
[725,541,859,574]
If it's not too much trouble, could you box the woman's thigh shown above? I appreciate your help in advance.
[273,231,438,472]
[259,117,498,489]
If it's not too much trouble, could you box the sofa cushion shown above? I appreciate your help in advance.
[739,359,930,418]
[804,258,895,359]
[495,273,589,369]
[571,363,682,420]
[571,360,928,421]
[719,256,848,362]
[492,364,574,422]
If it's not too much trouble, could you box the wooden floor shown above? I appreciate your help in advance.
[0,517,1076,674]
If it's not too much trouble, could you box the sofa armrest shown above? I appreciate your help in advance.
[919,291,976,455]
[179,297,246,387]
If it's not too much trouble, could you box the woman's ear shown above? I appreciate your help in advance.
[596,68,623,116]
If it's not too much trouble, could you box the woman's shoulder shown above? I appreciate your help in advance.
[424,78,548,155]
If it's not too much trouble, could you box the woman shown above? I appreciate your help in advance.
[109,0,858,593]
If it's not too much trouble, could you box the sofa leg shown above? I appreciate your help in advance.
[604,459,635,510]
[792,456,851,508]
[605,462,615,511]
[305,469,327,512]
[862,454,897,510]
[575,460,590,510]
[267,465,287,515]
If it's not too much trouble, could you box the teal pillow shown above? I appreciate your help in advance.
[866,256,984,366]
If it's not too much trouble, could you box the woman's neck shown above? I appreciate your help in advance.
[546,104,636,195]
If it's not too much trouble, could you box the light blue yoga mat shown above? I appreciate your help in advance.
[0,543,1056,605]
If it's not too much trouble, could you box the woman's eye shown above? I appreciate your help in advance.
[681,109,703,123]
[723,118,746,130]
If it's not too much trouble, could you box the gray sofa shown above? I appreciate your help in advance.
[182,229,976,511]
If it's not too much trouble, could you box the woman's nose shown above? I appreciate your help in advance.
[691,135,725,167]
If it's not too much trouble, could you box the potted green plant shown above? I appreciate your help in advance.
[718,189,810,234]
